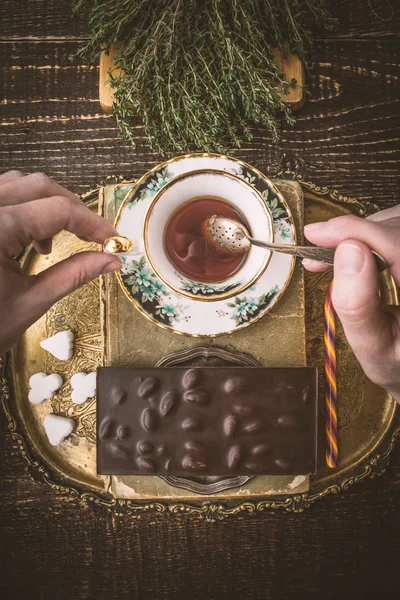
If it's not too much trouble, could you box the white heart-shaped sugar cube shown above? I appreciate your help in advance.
[40,330,74,361]
[71,371,97,405]
[44,414,75,446]
[29,372,63,405]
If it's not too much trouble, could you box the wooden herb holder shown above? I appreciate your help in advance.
[99,44,305,113]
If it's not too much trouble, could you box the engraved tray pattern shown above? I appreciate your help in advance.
[1,173,399,521]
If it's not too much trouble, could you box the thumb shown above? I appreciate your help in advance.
[26,251,122,319]
[332,240,394,369]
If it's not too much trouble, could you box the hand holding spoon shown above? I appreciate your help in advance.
[205,216,389,272]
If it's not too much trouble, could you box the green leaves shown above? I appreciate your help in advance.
[75,0,336,155]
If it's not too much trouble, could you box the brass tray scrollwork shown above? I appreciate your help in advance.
[1,176,399,522]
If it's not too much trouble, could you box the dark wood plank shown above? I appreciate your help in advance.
[0,0,89,39]
[329,0,399,37]
[1,1,400,599]
[0,0,399,40]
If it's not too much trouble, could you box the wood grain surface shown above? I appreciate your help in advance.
[1,1,400,599]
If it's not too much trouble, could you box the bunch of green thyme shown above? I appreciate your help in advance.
[74,0,336,155]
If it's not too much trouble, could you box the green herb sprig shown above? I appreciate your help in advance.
[74,0,336,155]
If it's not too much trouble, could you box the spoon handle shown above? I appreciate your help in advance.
[248,239,388,272]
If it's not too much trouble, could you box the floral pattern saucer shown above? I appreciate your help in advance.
[115,153,296,336]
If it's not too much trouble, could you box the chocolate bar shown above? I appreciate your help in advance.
[96,367,318,476]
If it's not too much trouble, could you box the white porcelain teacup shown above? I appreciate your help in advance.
[143,169,274,301]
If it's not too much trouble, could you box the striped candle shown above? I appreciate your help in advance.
[324,281,338,468]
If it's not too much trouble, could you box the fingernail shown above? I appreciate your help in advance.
[302,258,320,268]
[102,260,123,274]
[335,243,365,275]
[304,222,324,232]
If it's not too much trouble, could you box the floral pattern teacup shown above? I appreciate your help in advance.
[143,169,274,302]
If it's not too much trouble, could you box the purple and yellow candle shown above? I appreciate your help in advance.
[324,281,338,468]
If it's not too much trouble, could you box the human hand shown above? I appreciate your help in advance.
[303,205,400,403]
[0,171,122,355]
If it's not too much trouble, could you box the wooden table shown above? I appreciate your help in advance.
[1,1,400,598]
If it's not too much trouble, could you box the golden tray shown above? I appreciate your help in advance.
[1,174,399,521]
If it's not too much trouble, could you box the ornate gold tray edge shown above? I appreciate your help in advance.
[1,174,399,522]
[1,354,399,520]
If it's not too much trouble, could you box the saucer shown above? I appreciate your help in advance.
[116,153,296,336]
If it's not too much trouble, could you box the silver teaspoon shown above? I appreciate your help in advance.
[206,216,388,272]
